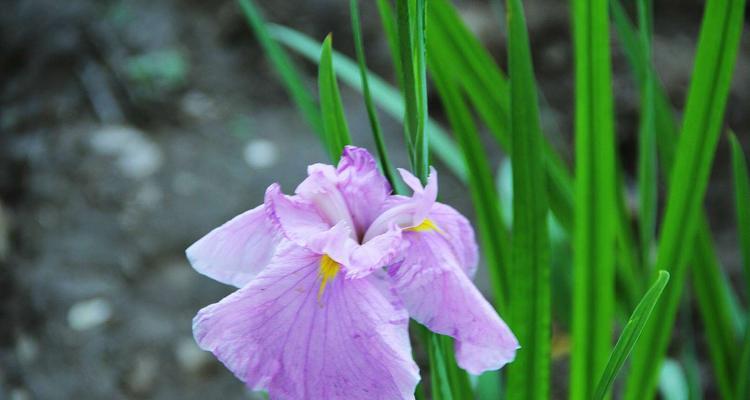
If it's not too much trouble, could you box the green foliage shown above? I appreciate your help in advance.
[593,271,670,399]
[504,0,551,398]
[731,133,750,400]
[624,0,747,397]
[237,0,749,398]
[318,35,352,162]
[349,0,399,189]
[613,2,745,396]
[237,0,325,144]
[569,0,617,398]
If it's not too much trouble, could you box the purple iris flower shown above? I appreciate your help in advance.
[187,146,518,399]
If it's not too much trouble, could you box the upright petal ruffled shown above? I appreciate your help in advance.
[336,146,392,234]
[186,205,279,288]
[296,146,391,239]
[363,168,438,242]
[388,229,518,375]
[193,243,420,400]
[264,183,332,245]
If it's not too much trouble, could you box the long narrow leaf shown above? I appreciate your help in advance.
[376,0,404,91]
[737,325,750,400]
[396,0,429,182]
[593,270,670,400]
[268,25,468,182]
[612,2,744,396]
[504,0,551,398]
[731,132,750,400]
[429,43,511,314]
[570,0,618,397]
[236,0,324,140]
[349,0,399,189]
[636,0,657,270]
[624,0,747,397]
[318,35,351,161]
[730,133,750,294]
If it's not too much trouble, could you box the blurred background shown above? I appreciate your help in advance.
[0,0,748,398]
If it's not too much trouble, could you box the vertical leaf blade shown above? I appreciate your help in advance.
[636,0,657,270]
[396,0,429,182]
[570,0,618,397]
[318,35,351,161]
[624,0,747,397]
[593,271,670,400]
[612,2,744,396]
[350,0,399,189]
[730,133,750,294]
[236,0,324,140]
[504,0,551,398]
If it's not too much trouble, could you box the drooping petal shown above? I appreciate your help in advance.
[193,243,420,399]
[428,203,479,277]
[388,230,518,375]
[264,183,332,245]
[186,205,279,288]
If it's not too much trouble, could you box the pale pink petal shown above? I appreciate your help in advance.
[264,183,331,245]
[193,243,420,399]
[364,168,439,242]
[295,146,391,239]
[336,146,392,233]
[304,221,359,266]
[295,165,357,233]
[388,231,518,375]
[346,224,403,279]
[186,205,279,288]
[429,203,479,277]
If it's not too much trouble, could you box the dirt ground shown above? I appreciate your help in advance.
[0,0,748,398]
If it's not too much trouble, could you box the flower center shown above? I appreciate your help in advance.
[317,254,340,302]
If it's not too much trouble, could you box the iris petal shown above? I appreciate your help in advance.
[193,243,420,399]
[388,214,518,374]
[186,205,279,288]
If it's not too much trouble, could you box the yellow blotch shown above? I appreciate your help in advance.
[317,254,340,301]
[407,218,445,235]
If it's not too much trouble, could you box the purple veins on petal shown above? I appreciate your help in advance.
[186,204,280,288]
[193,243,420,400]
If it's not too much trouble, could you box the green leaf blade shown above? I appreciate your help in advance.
[236,0,324,141]
[349,0,399,190]
[730,133,750,294]
[593,271,671,400]
[624,0,747,397]
[570,0,618,397]
[318,34,352,162]
[504,0,551,398]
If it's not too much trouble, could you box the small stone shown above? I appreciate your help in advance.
[67,298,113,331]
[10,388,31,400]
[127,354,159,395]
[175,337,212,374]
[243,139,278,169]
[15,334,38,364]
[180,91,218,120]
[89,125,163,179]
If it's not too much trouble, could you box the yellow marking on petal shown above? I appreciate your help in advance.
[317,254,340,302]
[407,218,445,235]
